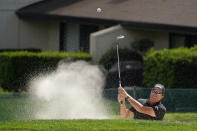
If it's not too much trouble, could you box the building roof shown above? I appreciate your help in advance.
[16,0,197,34]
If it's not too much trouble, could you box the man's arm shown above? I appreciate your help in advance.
[120,104,133,119]
[118,91,133,119]
[126,95,156,117]
[119,87,156,117]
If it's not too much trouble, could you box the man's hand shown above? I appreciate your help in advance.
[118,86,125,104]
[118,86,129,98]
[117,93,124,104]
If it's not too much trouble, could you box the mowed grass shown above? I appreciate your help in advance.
[0,113,197,131]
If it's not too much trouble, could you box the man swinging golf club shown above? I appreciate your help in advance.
[116,35,166,120]
[118,84,166,120]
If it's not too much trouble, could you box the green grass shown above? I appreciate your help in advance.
[0,95,128,120]
[0,113,197,131]
[0,87,5,93]
[0,93,197,130]
[0,93,33,120]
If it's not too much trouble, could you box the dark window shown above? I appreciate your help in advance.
[185,35,197,47]
[80,25,98,52]
[170,33,197,48]
[60,23,99,52]
[59,22,67,51]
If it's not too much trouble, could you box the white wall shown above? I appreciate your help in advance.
[47,22,59,51]
[19,20,59,51]
[0,0,60,51]
[90,25,169,63]
[90,25,130,63]
[0,11,19,48]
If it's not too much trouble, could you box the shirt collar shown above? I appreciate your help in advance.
[147,99,161,106]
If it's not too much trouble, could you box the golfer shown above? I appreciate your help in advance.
[118,84,166,120]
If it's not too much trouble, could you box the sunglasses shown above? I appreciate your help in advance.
[151,89,162,95]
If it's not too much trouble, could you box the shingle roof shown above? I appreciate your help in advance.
[16,0,197,34]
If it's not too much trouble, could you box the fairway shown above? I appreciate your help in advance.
[0,113,197,131]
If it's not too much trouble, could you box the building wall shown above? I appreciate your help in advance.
[90,25,169,63]
[90,25,131,63]
[0,10,19,48]
[0,0,59,51]
[19,19,59,51]
[126,29,169,50]
[0,0,170,55]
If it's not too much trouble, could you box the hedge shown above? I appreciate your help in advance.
[0,51,91,92]
[143,47,197,89]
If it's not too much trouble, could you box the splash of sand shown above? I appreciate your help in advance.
[28,61,110,119]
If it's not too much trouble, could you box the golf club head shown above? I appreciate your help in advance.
[116,35,125,40]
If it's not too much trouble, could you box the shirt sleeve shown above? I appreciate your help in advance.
[152,105,166,120]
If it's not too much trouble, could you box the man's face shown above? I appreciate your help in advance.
[149,88,164,103]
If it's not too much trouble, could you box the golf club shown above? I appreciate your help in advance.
[116,35,125,87]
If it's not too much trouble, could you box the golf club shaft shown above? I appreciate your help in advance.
[116,41,121,87]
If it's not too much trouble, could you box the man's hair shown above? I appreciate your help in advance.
[154,84,165,96]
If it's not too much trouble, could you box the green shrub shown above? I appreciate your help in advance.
[190,45,197,51]
[143,48,197,88]
[131,38,154,53]
[99,48,143,70]
[0,51,91,92]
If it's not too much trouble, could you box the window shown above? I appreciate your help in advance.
[59,23,80,52]
[59,22,67,51]
[80,25,98,52]
[60,23,99,52]
[170,33,197,48]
